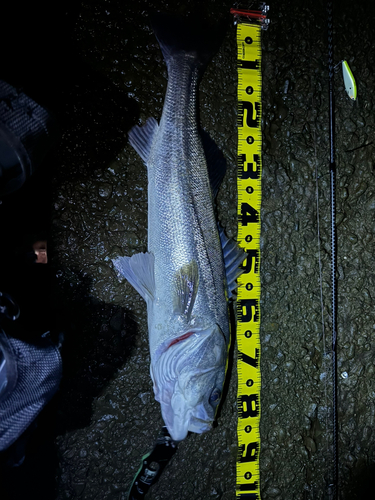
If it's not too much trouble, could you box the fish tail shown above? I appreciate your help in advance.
[151,13,228,76]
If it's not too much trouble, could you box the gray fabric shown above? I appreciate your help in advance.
[0,80,55,169]
[0,330,62,451]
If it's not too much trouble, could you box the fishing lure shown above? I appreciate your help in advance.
[342,60,357,100]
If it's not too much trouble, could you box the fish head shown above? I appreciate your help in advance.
[151,323,227,441]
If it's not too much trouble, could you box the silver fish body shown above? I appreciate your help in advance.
[113,15,244,441]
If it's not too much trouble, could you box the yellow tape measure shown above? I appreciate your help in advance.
[236,22,262,500]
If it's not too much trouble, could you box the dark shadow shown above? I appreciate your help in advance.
[342,462,375,500]
[52,270,138,432]
[55,66,138,182]
[0,397,61,500]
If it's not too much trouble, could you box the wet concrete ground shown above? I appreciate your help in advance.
[1,0,375,499]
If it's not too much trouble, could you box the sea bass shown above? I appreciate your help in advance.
[113,14,245,441]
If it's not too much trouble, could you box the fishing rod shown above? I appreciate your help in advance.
[320,4,357,496]
[327,1,338,497]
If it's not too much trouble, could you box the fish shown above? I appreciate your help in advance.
[113,13,245,441]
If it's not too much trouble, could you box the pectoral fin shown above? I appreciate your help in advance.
[112,252,155,302]
[219,225,247,299]
[173,260,199,321]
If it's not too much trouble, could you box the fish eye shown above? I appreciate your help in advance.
[209,388,221,406]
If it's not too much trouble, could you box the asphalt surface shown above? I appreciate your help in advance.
[1,0,375,499]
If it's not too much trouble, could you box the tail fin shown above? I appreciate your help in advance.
[151,13,228,75]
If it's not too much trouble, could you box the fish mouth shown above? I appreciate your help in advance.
[169,417,212,442]
[188,415,212,434]
[162,391,213,441]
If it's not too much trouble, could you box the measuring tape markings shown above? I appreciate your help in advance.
[236,22,262,500]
